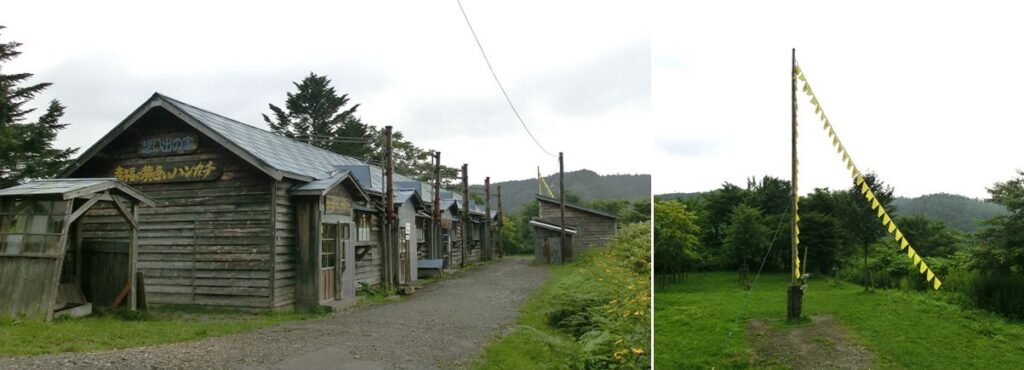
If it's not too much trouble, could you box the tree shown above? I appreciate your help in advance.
[723,204,769,287]
[839,172,895,290]
[898,214,961,258]
[700,183,752,253]
[800,188,850,275]
[976,171,1024,274]
[0,26,77,188]
[263,73,374,159]
[653,199,700,285]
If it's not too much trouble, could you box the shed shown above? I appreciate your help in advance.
[529,219,577,264]
[0,178,154,320]
[532,195,618,263]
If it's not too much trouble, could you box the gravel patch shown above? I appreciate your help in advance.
[1,256,547,370]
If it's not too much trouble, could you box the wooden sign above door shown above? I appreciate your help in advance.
[138,133,198,157]
[113,160,222,184]
[325,195,353,216]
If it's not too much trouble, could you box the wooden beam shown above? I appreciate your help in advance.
[67,193,103,225]
[110,193,139,231]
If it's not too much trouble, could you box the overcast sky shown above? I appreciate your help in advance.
[2,0,650,185]
[654,1,1024,199]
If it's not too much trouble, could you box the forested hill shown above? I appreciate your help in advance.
[893,193,1007,232]
[471,170,650,214]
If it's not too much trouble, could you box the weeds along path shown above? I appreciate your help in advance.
[2,256,548,370]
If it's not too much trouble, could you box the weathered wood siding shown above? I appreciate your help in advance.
[71,108,276,308]
[0,257,57,319]
[272,179,297,308]
[354,210,382,287]
[537,200,617,255]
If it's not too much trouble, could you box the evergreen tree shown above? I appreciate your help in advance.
[840,172,895,290]
[0,26,77,188]
[263,73,374,159]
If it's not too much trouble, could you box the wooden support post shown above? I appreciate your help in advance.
[497,185,504,258]
[559,152,568,263]
[136,271,148,310]
[129,202,138,311]
[789,48,803,321]
[433,151,442,262]
[484,176,491,261]
[384,125,397,290]
[461,163,469,268]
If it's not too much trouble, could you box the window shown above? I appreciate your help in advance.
[321,223,338,268]
[0,198,66,255]
[357,213,372,241]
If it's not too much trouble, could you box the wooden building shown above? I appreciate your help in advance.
[532,195,618,263]
[53,93,445,310]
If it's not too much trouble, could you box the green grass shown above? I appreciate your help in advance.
[476,223,651,369]
[655,272,1024,369]
[475,264,581,369]
[0,305,324,357]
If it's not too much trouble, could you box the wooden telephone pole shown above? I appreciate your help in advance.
[384,126,397,291]
[559,152,569,263]
[788,48,804,320]
[484,177,492,261]
[461,164,469,268]
[433,151,442,263]
[497,185,504,258]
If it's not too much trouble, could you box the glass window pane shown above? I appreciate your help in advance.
[1,198,23,213]
[28,215,48,234]
[321,254,335,268]
[43,235,62,254]
[33,201,52,214]
[25,235,44,253]
[2,214,26,233]
[51,200,68,215]
[3,234,24,254]
[47,215,63,234]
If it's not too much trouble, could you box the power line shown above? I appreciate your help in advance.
[455,0,556,158]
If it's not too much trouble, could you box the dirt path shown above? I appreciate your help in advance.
[746,315,874,370]
[2,256,547,370]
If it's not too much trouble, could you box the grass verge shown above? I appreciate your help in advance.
[654,272,1024,369]
[0,305,325,357]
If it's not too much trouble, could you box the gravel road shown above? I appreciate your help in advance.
[1,256,547,370]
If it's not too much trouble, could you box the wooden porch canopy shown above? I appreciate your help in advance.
[0,178,155,321]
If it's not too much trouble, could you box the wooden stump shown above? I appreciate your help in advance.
[787,284,803,320]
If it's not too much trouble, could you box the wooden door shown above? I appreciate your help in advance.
[320,223,338,301]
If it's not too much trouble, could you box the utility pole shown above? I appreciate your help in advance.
[433,151,442,263]
[384,126,397,291]
[788,48,803,321]
[461,164,469,269]
[497,185,504,258]
[484,177,492,261]
[559,152,568,263]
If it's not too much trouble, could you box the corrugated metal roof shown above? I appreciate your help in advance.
[536,195,618,219]
[0,178,155,206]
[159,94,422,192]
[0,178,115,196]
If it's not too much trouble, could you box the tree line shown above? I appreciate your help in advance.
[655,172,1024,319]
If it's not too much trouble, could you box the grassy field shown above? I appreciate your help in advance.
[0,306,324,357]
[655,272,1024,369]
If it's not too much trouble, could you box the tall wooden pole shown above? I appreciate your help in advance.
[384,126,396,290]
[788,48,803,320]
[484,177,492,261]
[433,151,442,262]
[559,152,568,263]
[497,185,504,258]
[461,164,469,268]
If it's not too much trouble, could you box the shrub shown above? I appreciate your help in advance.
[967,273,1024,320]
[544,222,651,369]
